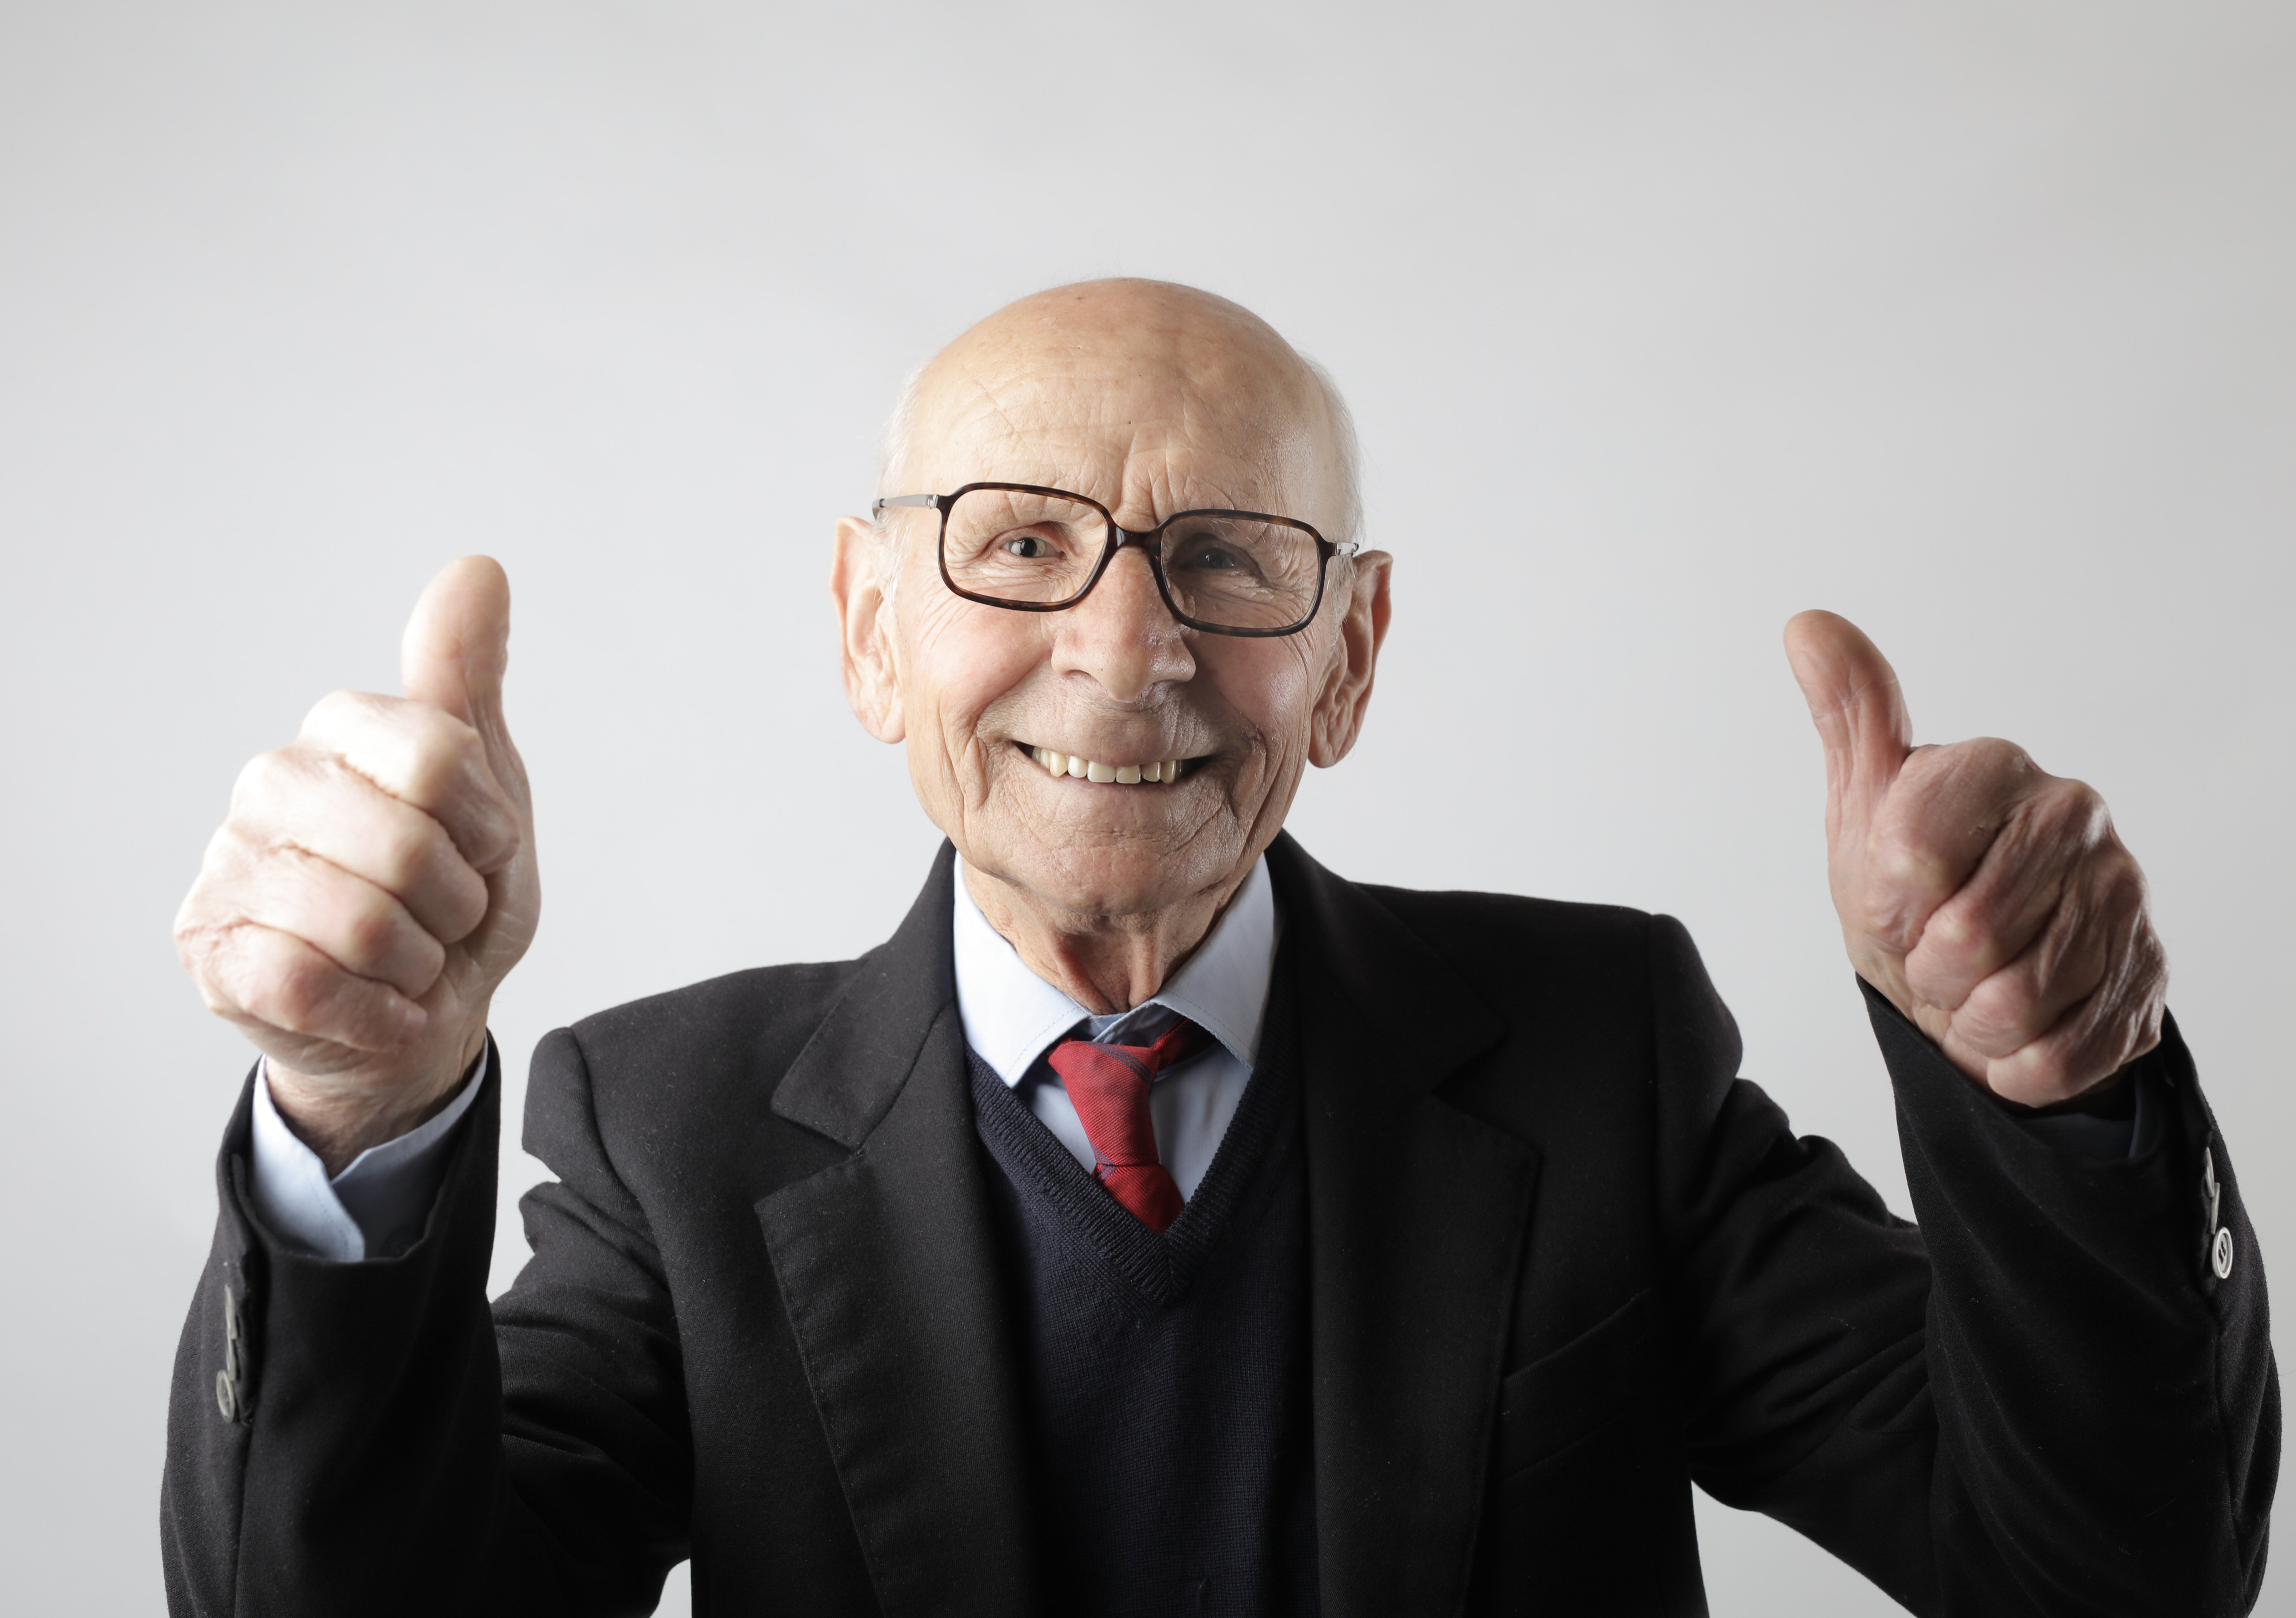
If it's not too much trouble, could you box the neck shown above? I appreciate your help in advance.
[961,860,1256,1014]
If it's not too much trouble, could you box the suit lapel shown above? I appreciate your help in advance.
[1270,837,1543,1618]
[756,846,1041,1618]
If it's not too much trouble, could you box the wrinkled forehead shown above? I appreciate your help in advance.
[905,312,1342,529]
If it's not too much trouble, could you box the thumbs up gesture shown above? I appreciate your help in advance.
[175,559,540,1171]
[1784,611,2165,1106]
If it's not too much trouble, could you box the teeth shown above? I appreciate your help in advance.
[1022,745,1190,784]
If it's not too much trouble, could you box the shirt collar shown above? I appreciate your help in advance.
[952,854,1277,1089]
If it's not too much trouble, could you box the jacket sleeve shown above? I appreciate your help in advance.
[159,1032,691,1618]
[1650,914,2276,1617]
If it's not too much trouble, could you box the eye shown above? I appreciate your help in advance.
[1186,546,1239,570]
[1003,534,1053,559]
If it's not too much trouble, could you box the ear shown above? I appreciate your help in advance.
[1307,549,1393,768]
[831,515,906,743]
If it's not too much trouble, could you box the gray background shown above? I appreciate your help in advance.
[2,2,2290,1612]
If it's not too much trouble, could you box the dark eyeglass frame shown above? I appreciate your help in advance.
[871,481,1358,639]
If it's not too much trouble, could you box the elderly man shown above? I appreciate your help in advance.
[163,281,2272,1616]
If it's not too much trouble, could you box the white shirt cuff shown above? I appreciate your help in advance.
[246,1045,490,1262]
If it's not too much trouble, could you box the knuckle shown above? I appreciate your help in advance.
[1859,896,1923,953]
[176,835,261,957]
[267,952,338,1032]
[407,722,486,805]
[2032,778,2107,844]
[1867,825,1953,906]
[173,914,225,981]
[2100,846,2148,901]
[2008,1040,2075,1099]
[434,865,492,942]
[1920,903,1979,958]
[1967,736,2037,781]
[202,818,251,869]
[1904,912,1995,1007]
[2099,872,2149,929]
[340,897,404,965]
[404,928,448,987]
[301,688,379,738]
[372,813,441,891]
[372,815,486,936]
[1957,977,2027,1046]
[229,747,298,811]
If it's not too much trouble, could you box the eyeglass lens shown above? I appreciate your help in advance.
[940,488,1323,632]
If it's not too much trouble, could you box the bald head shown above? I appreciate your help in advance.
[879,279,1361,548]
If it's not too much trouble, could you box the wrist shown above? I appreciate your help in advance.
[266,1027,488,1176]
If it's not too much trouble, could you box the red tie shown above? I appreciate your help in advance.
[1045,1018,1212,1234]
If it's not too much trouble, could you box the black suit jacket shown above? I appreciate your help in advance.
[162,836,2276,1616]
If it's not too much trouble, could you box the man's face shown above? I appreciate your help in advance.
[834,285,1391,923]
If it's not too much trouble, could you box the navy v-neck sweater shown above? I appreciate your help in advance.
[968,975,1318,1617]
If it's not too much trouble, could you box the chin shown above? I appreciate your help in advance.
[974,833,1231,922]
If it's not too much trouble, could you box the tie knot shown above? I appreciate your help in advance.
[1086,1015,1213,1079]
[1041,1015,1212,1234]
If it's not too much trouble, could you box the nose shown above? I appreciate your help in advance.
[1049,544,1195,703]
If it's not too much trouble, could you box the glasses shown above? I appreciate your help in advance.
[871,483,1356,638]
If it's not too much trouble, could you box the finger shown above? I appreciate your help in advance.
[1783,610,1913,833]
[1985,922,2168,1106]
[401,555,528,809]
[229,747,491,944]
[1877,739,2057,973]
[1950,900,2112,1060]
[1901,769,2094,1008]
[192,920,427,1053]
[222,835,446,1000]
[298,690,519,872]
[1951,842,2146,1058]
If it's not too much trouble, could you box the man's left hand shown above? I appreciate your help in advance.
[1785,610,2166,1106]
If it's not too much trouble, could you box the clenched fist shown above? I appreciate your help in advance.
[1785,610,2166,1107]
[175,558,540,1172]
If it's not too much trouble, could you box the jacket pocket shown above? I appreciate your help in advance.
[1494,1286,1657,1481]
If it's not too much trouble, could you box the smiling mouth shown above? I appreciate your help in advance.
[1016,741,1194,785]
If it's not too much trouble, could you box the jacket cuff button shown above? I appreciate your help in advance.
[2211,1225,2236,1280]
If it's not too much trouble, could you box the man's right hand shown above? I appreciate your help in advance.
[175,557,539,1175]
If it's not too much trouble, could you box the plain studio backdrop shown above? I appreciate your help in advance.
[2,2,2290,1612]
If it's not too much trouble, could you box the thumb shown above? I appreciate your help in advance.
[1783,609,1912,822]
[402,556,524,797]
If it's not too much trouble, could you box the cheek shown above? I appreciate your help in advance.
[899,595,1045,769]
[1212,640,1323,763]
